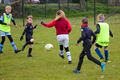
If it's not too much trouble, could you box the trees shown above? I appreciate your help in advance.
[79,0,86,11]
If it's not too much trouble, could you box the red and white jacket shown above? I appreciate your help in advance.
[41,18,72,35]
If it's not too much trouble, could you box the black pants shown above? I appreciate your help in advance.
[77,43,101,71]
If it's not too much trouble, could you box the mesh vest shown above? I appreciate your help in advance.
[0,13,12,32]
[96,23,109,46]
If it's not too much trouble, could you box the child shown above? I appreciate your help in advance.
[73,18,105,74]
[20,15,37,57]
[41,10,72,64]
[94,14,113,62]
[0,5,21,53]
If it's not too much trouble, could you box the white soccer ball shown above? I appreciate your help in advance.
[45,44,54,51]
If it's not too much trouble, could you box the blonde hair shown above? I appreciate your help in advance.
[56,10,66,18]
[97,13,105,22]
[5,5,12,9]
[27,15,33,19]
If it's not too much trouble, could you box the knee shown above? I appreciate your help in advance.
[64,47,69,52]
[7,35,13,42]
[29,44,33,48]
[87,54,93,60]
[1,36,5,44]
[30,39,34,43]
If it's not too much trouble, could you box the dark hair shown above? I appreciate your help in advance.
[82,17,88,24]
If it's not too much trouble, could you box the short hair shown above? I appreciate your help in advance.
[27,15,33,19]
[5,5,12,9]
[82,17,88,24]
[97,13,105,22]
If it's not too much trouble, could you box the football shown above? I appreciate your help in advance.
[44,44,54,51]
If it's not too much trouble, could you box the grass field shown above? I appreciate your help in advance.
[0,14,120,80]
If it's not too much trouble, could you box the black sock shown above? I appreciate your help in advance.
[28,48,32,55]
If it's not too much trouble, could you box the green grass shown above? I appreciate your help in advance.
[0,14,120,80]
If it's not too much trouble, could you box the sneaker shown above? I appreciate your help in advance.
[59,54,64,59]
[27,54,32,57]
[15,50,21,53]
[101,62,106,72]
[73,69,80,74]
[68,61,72,64]
[105,60,111,63]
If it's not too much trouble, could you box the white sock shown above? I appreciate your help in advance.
[59,50,64,55]
[66,52,72,61]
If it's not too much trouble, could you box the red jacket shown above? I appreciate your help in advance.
[42,18,72,35]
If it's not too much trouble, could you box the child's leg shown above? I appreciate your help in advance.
[86,49,101,66]
[27,44,33,57]
[27,39,34,57]
[59,45,64,58]
[22,42,29,51]
[0,36,5,53]
[64,35,72,64]
[76,50,85,71]
[7,35,21,53]
[104,47,109,62]
[94,44,104,59]
[86,45,105,72]
[64,47,72,64]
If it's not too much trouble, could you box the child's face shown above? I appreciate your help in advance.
[5,7,12,14]
[27,18,33,24]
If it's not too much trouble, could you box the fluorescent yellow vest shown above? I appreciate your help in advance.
[96,23,109,46]
[0,13,12,32]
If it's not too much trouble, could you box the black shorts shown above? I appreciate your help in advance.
[95,43,108,48]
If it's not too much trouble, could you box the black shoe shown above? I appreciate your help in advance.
[59,54,64,59]
[15,50,21,53]
[73,69,80,74]
[68,61,72,64]
[27,54,32,57]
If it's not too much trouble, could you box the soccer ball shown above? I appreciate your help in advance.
[45,44,54,51]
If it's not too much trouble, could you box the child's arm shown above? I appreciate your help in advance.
[109,30,113,38]
[11,15,16,26]
[94,24,100,34]
[33,24,37,29]
[41,20,56,28]
[76,29,85,44]
[20,27,26,41]
[77,37,82,44]
[66,19,72,34]
[91,30,96,44]
[0,14,7,25]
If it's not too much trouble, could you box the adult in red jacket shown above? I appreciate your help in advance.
[41,10,72,64]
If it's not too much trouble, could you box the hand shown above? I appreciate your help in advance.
[40,21,44,24]
[55,15,61,20]
[34,24,37,28]
[20,36,23,41]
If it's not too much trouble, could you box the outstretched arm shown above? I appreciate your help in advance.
[11,15,16,26]
[41,20,56,28]
[20,27,26,41]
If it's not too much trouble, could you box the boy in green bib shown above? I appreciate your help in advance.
[94,14,113,62]
[0,6,21,53]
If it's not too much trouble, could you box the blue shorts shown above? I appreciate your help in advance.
[0,31,11,36]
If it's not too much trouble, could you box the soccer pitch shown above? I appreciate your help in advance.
[0,14,120,80]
